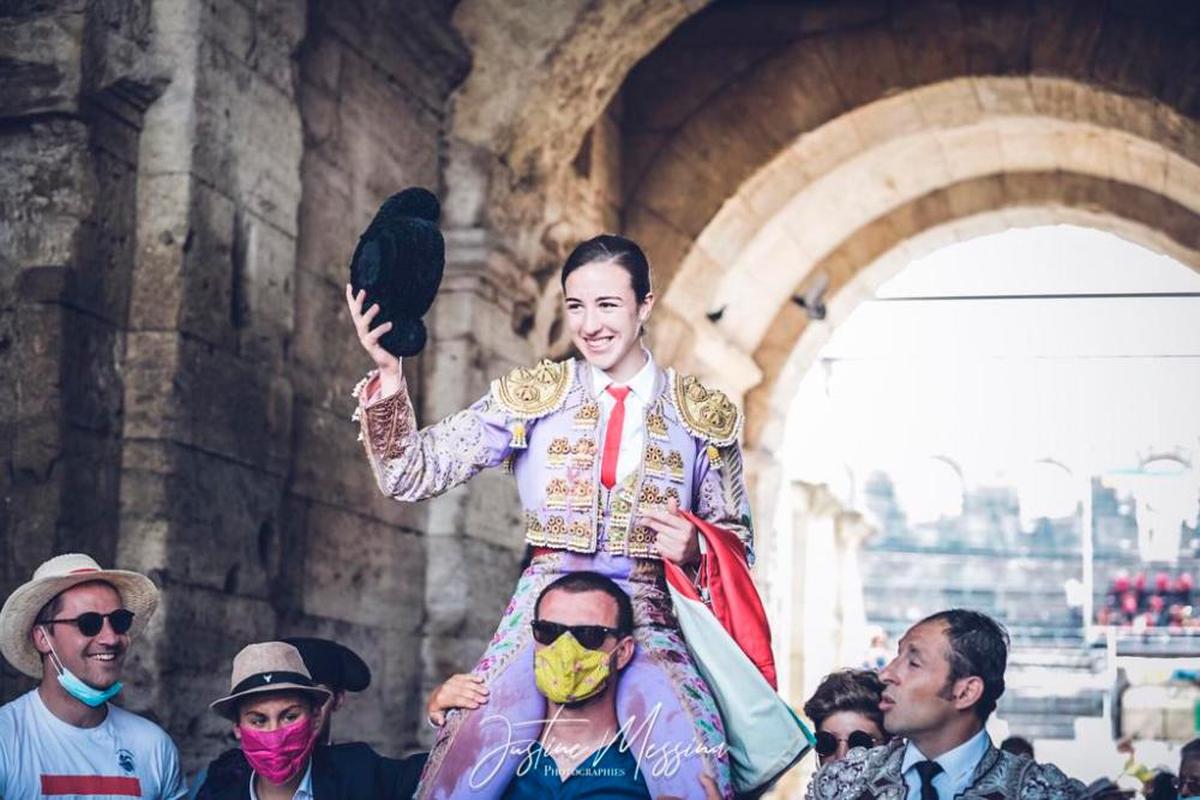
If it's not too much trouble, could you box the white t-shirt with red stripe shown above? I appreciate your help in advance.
[0,689,186,799]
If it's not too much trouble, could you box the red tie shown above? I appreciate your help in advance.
[600,386,631,489]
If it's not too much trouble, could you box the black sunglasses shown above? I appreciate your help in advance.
[41,609,135,637]
[814,729,877,758]
[531,619,623,650]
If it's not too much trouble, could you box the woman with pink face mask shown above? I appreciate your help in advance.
[196,642,424,799]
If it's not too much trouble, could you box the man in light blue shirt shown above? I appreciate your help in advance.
[806,609,1084,800]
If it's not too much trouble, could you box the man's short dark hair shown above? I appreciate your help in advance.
[918,608,1008,720]
[1181,737,1200,763]
[803,669,886,732]
[535,572,634,635]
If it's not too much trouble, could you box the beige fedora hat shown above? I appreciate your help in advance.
[210,642,333,720]
[0,553,160,679]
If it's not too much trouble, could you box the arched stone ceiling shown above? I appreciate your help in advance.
[658,79,1199,352]
[643,76,1199,412]
[623,1,1199,281]
[444,0,707,231]
[744,179,1200,448]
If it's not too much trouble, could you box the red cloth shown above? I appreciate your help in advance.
[599,386,630,489]
[663,510,778,689]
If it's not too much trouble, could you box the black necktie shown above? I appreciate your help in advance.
[914,760,943,800]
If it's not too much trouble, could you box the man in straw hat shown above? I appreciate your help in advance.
[195,641,424,799]
[0,552,186,798]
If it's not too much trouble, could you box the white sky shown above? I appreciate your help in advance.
[784,225,1200,525]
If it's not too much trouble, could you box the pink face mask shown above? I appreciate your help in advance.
[239,716,317,785]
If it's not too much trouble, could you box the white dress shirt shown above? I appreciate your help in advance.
[248,759,313,800]
[900,728,990,800]
[591,351,658,486]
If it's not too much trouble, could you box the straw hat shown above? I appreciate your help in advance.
[0,553,160,679]
[210,642,333,720]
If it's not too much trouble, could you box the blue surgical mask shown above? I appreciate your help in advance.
[40,626,123,707]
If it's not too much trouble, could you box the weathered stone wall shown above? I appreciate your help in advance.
[288,0,469,755]
[0,0,475,770]
[1,0,164,706]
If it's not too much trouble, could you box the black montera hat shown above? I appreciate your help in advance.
[349,187,445,357]
[281,636,371,693]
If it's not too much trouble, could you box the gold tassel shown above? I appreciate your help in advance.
[707,444,723,469]
[511,421,527,449]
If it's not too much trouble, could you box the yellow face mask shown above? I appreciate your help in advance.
[534,631,614,705]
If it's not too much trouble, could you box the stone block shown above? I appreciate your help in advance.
[887,0,967,87]
[622,205,695,288]
[591,110,622,208]
[936,125,1003,183]
[0,120,93,270]
[190,63,302,238]
[1091,9,1172,101]
[301,503,425,630]
[121,331,293,474]
[822,26,910,106]
[233,208,296,344]
[457,470,524,550]
[960,1,1032,75]
[695,197,759,275]
[423,534,521,645]
[789,118,866,186]
[286,400,429,533]
[0,12,84,116]
[420,334,491,421]
[1165,151,1200,216]
[117,439,284,598]
[288,269,371,407]
[621,130,672,202]
[172,180,238,349]
[972,75,1035,115]
[909,78,982,130]
[632,137,728,240]
[294,159,354,277]
[624,43,770,134]
[1030,0,1104,77]
[848,90,925,151]
[659,247,723,323]
[757,42,850,148]
[676,1,886,46]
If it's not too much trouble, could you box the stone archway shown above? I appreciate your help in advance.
[595,8,1200,639]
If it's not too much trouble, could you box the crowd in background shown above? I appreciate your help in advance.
[1097,571,1197,629]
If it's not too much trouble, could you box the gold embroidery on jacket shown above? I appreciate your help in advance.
[546,437,570,468]
[545,479,569,509]
[491,359,574,418]
[573,402,600,430]
[670,372,742,447]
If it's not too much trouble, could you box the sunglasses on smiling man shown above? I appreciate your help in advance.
[531,620,623,650]
[40,609,135,637]
[814,729,878,758]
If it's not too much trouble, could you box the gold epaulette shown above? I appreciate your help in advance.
[669,371,742,447]
[490,359,575,420]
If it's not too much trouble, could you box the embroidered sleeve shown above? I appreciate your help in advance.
[353,371,515,502]
[693,440,755,565]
